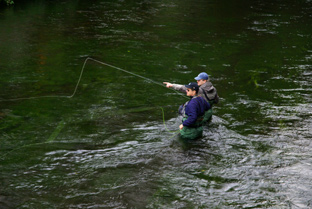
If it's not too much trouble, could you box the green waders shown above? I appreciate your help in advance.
[203,108,213,123]
[180,115,204,140]
[202,98,217,123]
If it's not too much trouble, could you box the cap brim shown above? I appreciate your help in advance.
[194,76,201,80]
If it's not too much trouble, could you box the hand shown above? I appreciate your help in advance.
[163,82,173,88]
[179,124,183,130]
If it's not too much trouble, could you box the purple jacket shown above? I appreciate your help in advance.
[183,96,210,127]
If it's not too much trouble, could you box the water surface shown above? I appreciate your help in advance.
[1,0,312,208]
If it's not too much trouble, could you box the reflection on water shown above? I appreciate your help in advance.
[1,0,312,208]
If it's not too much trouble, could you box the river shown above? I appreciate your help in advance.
[1,0,312,208]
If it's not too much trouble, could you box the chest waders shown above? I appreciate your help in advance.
[203,108,213,123]
[179,97,205,140]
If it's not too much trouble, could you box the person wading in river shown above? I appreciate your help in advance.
[163,72,219,122]
[178,82,210,140]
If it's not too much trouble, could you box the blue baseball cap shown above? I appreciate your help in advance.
[194,72,209,80]
[185,82,199,92]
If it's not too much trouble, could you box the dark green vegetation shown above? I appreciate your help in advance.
[0,0,13,5]
[1,0,312,208]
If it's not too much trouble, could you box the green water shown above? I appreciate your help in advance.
[1,0,312,208]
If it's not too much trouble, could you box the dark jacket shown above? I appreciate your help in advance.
[183,96,210,127]
[172,81,219,105]
[198,81,219,104]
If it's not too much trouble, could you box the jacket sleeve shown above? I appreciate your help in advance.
[182,100,198,127]
[172,84,187,93]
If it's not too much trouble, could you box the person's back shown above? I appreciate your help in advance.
[198,80,219,106]
[194,72,219,106]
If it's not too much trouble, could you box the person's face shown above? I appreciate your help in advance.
[186,88,196,97]
[196,79,206,86]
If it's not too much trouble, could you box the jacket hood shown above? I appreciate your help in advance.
[200,81,214,91]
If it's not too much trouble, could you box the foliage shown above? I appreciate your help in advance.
[1,0,14,5]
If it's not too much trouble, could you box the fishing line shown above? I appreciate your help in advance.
[160,107,181,140]
[160,107,179,133]
[76,57,188,98]
[0,141,54,160]
[0,57,187,102]
[168,130,181,140]
[0,58,185,159]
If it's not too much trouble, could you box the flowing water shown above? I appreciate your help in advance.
[1,0,312,208]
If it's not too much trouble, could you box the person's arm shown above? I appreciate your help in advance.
[163,82,173,88]
[163,82,187,93]
[172,84,187,93]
